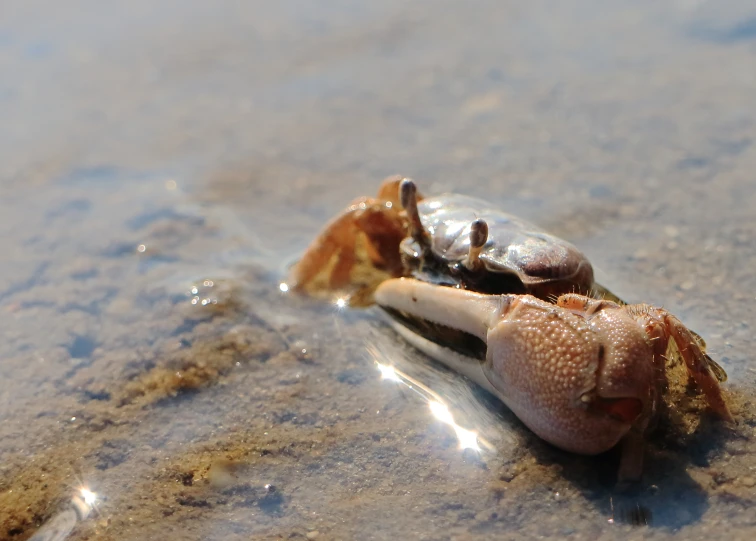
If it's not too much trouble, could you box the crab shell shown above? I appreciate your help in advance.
[403,193,595,299]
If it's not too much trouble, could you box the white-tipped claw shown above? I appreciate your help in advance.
[375,278,507,341]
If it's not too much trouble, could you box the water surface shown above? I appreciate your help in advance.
[2,1,756,540]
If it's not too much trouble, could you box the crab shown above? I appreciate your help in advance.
[290,175,730,480]
[375,277,732,482]
[289,176,598,306]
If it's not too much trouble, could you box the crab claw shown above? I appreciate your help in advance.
[375,278,649,460]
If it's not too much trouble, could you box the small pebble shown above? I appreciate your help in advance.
[740,477,755,488]
[306,531,320,539]
[679,280,694,291]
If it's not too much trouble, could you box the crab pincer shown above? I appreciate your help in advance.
[375,277,732,482]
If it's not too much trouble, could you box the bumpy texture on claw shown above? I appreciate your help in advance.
[557,294,733,423]
[375,279,642,456]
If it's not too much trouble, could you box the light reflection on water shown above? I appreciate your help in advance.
[375,358,487,453]
[28,488,98,541]
[365,327,520,459]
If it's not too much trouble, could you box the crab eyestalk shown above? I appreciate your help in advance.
[400,178,431,249]
[465,219,489,271]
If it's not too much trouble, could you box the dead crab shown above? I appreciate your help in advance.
[375,278,732,482]
[290,176,597,305]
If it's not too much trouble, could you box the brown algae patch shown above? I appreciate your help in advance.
[116,325,282,407]
[0,278,291,539]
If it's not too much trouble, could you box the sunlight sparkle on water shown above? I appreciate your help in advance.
[279,282,289,293]
[429,400,481,451]
[429,400,455,424]
[453,425,481,451]
[376,363,401,382]
[370,345,488,454]
[80,488,97,507]
[334,297,347,309]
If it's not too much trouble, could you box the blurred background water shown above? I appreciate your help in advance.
[1,1,756,540]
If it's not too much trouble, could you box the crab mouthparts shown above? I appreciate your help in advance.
[590,396,643,424]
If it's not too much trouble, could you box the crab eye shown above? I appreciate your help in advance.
[469,219,488,249]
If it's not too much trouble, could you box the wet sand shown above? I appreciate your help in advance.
[1,1,756,540]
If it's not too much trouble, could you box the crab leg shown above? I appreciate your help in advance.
[290,212,359,290]
[290,186,409,292]
[662,312,734,422]
[617,427,647,484]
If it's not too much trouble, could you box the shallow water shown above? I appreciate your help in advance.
[2,1,756,539]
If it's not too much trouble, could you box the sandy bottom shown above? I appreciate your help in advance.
[2,1,756,540]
